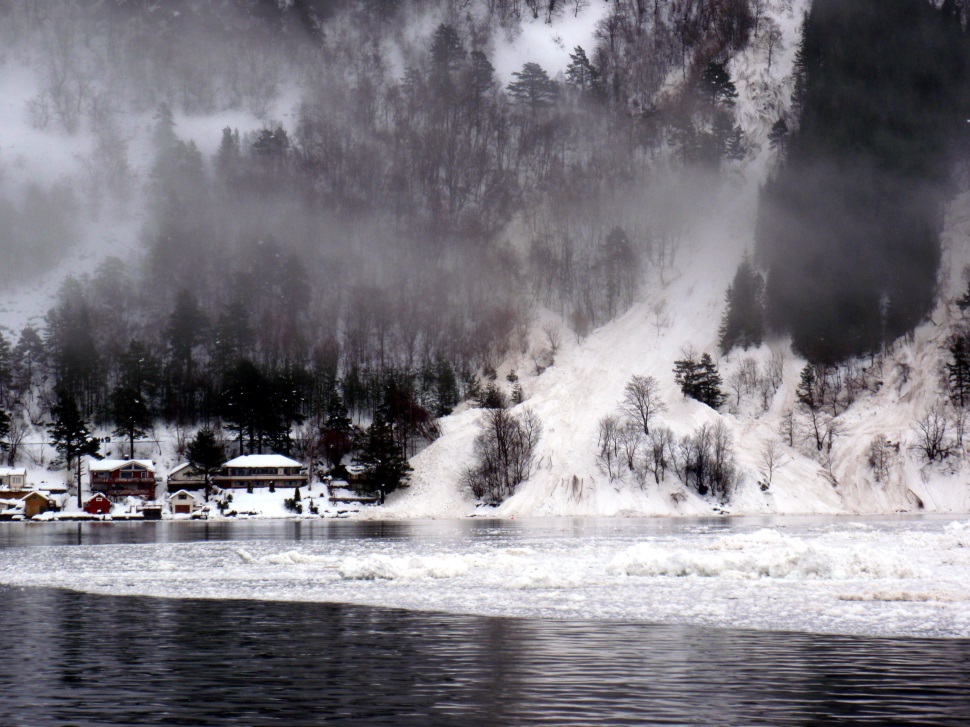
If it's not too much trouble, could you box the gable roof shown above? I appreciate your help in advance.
[89,459,156,473]
[0,467,27,478]
[83,493,110,504]
[223,454,303,469]
[22,490,54,503]
[168,489,202,502]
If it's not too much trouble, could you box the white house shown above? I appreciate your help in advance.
[168,489,202,515]
[167,462,207,492]
[0,467,27,491]
[214,454,307,489]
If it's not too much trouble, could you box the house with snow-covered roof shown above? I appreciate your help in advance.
[214,454,307,489]
[168,489,203,514]
[167,462,206,492]
[83,493,112,515]
[21,491,56,519]
[0,467,28,492]
[89,459,157,499]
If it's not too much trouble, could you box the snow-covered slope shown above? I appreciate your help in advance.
[384,0,970,519]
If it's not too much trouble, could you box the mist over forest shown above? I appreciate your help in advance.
[0,0,969,500]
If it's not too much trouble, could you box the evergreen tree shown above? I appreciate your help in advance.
[356,406,411,503]
[13,325,45,397]
[187,427,225,498]
[947,334,970,408]
[49,388,101,508]
[726,125,745,161]
[696,354,727,409]
[674,351,725,409]
[321,389,354,469]
[719,255,766,353]
[479,382,507,409]
[45,278,101,415]
[565,46,598,93]
[433,359,460,417]
[601,226,638,319]
[507,62,559,112]
[673,351,703,401]
[0,408,10,457]
[768,117,789,157]
[699,61,738,106]
[220,360,283,455]
[0,333,12,408]
[430,23,466,74]
[465,373,483,405]
[112,384,151,460]
[795,364,821,411]
[464,50,495,101]
[759,0,968,363]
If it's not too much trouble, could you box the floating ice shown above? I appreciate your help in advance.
[0,517,967,638]
[608,531,917,580]
[339,553,470,580]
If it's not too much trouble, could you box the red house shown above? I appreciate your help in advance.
[89,459,157,499]
[83,493,112,515]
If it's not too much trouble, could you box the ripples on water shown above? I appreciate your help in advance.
[1,587,969,725]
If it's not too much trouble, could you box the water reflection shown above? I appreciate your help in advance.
[0,587,967,725]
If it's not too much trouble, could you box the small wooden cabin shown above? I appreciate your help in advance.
[22,491,55,518]
[83,493,112,515]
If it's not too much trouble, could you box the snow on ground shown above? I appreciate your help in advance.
[0,516,968,638]
[387,0,970,520]
[490,2,609,82]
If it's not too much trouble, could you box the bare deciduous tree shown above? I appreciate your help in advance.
[677,419,737,499]
[462,407,543,504]
[543,323,562,354]
[779,408,796,447]
[758,438,785,490]
[597,414,622,480]
[651,298,672,336]
[867,434,896,482]
[621,374,666,436]
[912,408,952,463]
[618,420,643,476]
[644,425,676,485]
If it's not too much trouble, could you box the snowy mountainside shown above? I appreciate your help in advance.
[385,0,970,519]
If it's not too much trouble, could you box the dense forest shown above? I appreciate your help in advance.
[756,0,970,363]
[0,0,758,462]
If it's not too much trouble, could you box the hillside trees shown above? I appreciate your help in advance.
[673,351,726,409]
[758,0,969,363]
[462,407,542,504]
[719,255,765,354]
[187,428,226,498]
[0,0,783,482]
[621,375,666,437]
[49,388,101,506]
[356,405,412,503]
[677,419,737,499]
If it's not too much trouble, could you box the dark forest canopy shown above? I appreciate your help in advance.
[757,0,970,364]
[0,0,761,460]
